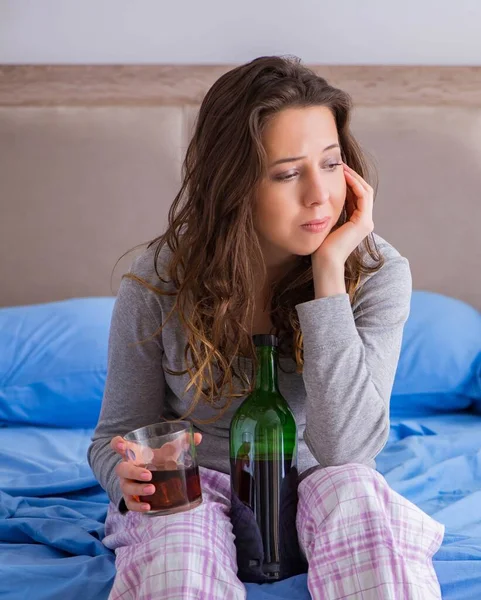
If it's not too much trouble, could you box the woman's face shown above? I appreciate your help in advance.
[254,106,347,276]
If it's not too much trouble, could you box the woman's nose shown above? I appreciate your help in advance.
[303,174,330,206]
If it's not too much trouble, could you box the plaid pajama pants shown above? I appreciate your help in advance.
[103,463,444,600]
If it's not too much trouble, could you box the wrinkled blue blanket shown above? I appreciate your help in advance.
[1,413,481,600]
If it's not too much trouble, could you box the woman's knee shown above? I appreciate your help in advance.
[297,461,445,567]
[105,491,234,557]
[142,499,234,549]
[111,502,241,587]
[296,462,396,534]
[299,462,382,500]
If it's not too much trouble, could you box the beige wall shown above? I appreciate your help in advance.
[1,67,480,309]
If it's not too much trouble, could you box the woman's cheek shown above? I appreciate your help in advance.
[337,176,347,199]
[334,180,347,215]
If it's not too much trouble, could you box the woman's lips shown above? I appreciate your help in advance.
[301,218,331,233]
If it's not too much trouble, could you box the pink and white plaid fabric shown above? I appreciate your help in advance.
[296,464,444,600]
[103,463,444,600]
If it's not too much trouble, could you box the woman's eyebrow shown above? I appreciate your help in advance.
[268,143,340,167]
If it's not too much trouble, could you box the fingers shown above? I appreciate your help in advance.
[124,496,151,512]
[115,459,154,513]
[115,460,152,482]
[111,429,203,514]
[110,435,126,454]
[181,431,202,447]
[342,163,374,232]
[344,170,370,202]
[122,479,155,498]
[151,432,203,463]
[343,163,373,193]
[345,171,369,212]
[112,431,202,461]
[152,441,180,463]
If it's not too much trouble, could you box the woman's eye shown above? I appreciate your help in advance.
[325,162,342,171]
[273,161,342,182]
[275,172,297,182]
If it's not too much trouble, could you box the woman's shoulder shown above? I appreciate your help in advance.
[363,233,411,278]
[355,233,412,309]
[115,240,177,320]
[368,233,407,264]
[124,239,178,295]
[128,244,155,280]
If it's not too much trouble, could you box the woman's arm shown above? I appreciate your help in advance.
[87,275,167,508]
[295,249,412,466]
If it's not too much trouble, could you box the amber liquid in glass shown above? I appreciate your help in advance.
[140,465,202,514]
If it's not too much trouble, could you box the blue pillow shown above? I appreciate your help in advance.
[1,291,479,428]
[0,297,115,428]
[391,291,481,416]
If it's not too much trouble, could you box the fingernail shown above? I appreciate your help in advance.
[117,442,125,451]
[143,485,155,494]
[140,472,152,480]
[125,448,136,461]
[141,504,150,511]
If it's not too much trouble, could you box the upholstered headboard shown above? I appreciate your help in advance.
[1,65,480,309]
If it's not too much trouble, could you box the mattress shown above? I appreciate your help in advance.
[1,411,480,599]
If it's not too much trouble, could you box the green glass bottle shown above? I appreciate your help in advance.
[229,334,305,583]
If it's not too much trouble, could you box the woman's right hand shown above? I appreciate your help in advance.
[110,435,156,512]
[110,432,203,512]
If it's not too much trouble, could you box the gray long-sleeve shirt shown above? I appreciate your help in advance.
[87,233,412,508]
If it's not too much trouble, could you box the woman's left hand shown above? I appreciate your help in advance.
[312,162,374,268]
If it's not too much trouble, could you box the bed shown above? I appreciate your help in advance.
[1,64,480,599]
[1,292,480,600]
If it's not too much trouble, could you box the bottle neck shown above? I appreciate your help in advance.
[254,346,280,393]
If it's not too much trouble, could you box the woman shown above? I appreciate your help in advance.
[88,55,445,600]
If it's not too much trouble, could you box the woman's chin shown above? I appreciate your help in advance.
[292,236,328,256]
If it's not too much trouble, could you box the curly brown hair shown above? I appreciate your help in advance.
[121,55,384,424]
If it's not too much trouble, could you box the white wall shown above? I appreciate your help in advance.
[1,0,481,65]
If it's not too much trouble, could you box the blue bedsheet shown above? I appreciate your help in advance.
[1,413,481,600]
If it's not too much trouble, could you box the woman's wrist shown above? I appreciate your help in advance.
[312,258,346,299]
